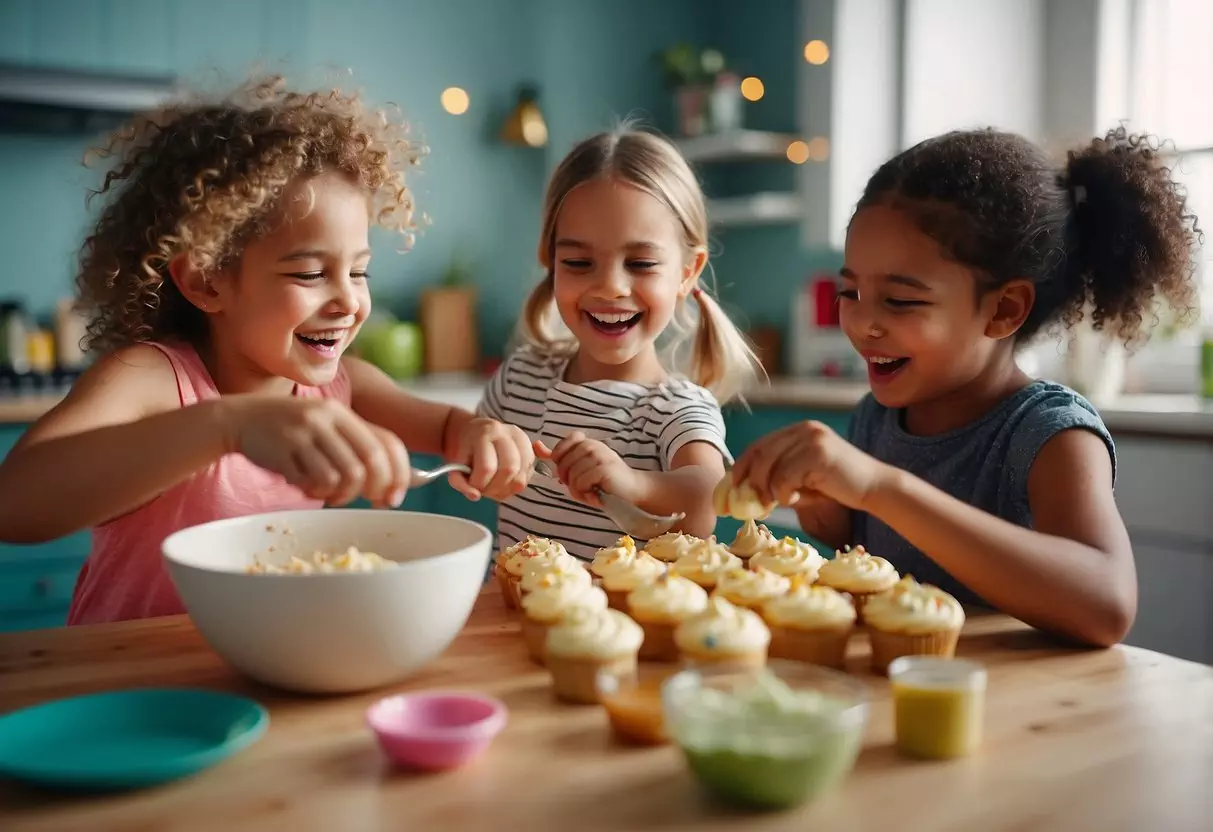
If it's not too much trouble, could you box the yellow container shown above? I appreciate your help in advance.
[889,656,986,759]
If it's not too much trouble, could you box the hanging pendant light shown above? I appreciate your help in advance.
[500,83,548,148]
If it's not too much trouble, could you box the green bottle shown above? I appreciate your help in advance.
[1202,326,1213,400]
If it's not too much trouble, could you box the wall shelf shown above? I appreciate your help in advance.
[676,130,799,163]
[707,192,802,228]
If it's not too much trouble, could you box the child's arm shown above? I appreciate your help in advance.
[0,346,414,543]
[792,497,852,551]
[540,434,725,539]
[343,357,533,501]
[864,429,1134,646]
[736,421,1135,647]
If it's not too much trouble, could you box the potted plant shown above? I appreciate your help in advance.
[654,45,741,137]
[420,254,480,375]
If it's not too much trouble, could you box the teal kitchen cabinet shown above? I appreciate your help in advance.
[0,425,91,632]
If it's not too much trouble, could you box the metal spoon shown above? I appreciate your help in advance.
[533,459,685,539]
[409,462,471,487]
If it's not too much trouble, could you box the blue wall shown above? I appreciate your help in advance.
[0,0,712,356]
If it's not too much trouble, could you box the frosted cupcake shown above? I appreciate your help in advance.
[712,566,791,610]
[712,475,776,521]
[519,549,590,600]
[749,536,824,582]
[816,545,899,619]
[864,575,965,675]
[674,597,770,668]
[762,582,856,669]
[642,531,700,563]
[728,519,777,560]
[520,574,607,666]
[590,535,638,581]
[546,605,645,704]
[497,537,568,609]
[673,537,742,590]
[626,571,710,661]
[597,551,666,611]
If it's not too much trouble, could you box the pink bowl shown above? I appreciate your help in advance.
[366,691,507,771]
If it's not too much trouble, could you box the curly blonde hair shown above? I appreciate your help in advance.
[76,75,426,353]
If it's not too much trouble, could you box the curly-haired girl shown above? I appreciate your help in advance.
[734,127,1201,647]
[0,76,532,624]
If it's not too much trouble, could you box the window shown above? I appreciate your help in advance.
[1118,0,1213,393]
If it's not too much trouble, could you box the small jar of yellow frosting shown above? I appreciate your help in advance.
[888,656,986,759]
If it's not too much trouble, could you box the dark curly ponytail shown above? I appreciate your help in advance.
[856,126,1201,343]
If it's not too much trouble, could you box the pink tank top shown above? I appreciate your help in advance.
[67,342,351,625]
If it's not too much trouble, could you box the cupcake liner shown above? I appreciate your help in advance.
[520,616,553,666]
[868,626,960,675]
[634,618,679,662]
[605,588,631,612]
[679,647,767,669]
[549,653,637,705]
[496,567,518,610]
[768,624,852,670]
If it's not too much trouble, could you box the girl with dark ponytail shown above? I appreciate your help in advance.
[734,126,1200,647]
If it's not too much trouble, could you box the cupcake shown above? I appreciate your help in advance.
[712,566,791,610]
[712,474,776,520]
[761,582,856,669]
[626,571,710,661]
[864,575,965,675]
[497,537,568,609]
[674,597,770,668]
[642,531,701,563]
[546,605,645,704]
[749,535,825,582]
[728,519,777,560]
[673,538,742,591]
[590,535,638,582]
[816,545,899,619]
[520,574,607,666]
[597,551,666,611]
[519,550,590,599]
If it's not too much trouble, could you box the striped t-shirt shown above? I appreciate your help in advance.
[477,346,731,561]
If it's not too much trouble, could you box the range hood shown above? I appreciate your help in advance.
[0,63,179,135]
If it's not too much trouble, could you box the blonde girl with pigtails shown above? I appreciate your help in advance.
[478,126,762,560]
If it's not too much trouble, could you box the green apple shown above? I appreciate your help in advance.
[357,319,424,379]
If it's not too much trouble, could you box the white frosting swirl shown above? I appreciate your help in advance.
[713,567,791,608]
[673,538,743,588]
[627,573,710,623]
[545,605,645,659]
[643,532,701,563]
[713,476,776,521]
[522,579,607,622]
[863,575,965,634]
[762,585,856,630]
[749,536,824,579]
[502,537,569,577]
[589,535,638,578]
[728,519,776,559]
[817,545,900,593]
[599,552,666,592]
[520,552,590,594]
[674,597,771,657]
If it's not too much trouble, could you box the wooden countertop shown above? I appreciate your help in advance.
[2,590,1210,831]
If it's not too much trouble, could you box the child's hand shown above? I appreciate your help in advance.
[449,418,534,501]
[227,396,411,508]
[733,420,890,510]
[539,432,640,507]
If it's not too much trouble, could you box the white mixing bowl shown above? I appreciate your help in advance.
[162,509,492,694]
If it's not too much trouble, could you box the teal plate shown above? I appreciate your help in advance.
[0,688,269,791]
